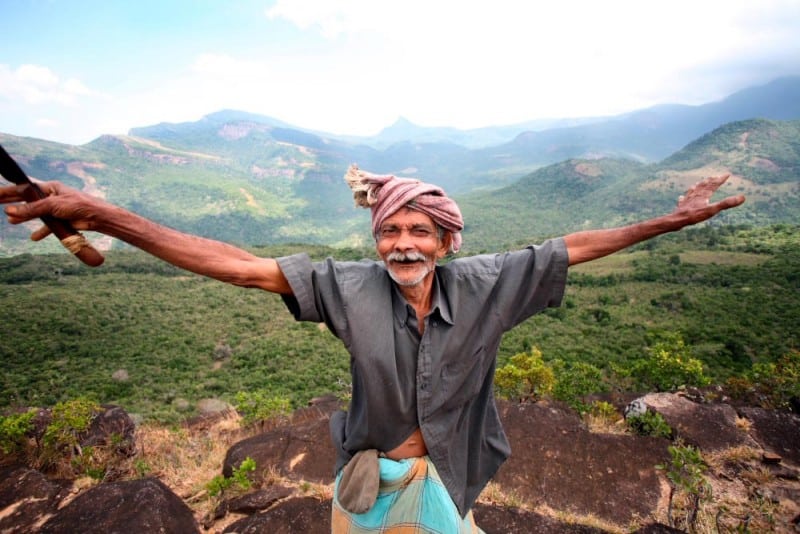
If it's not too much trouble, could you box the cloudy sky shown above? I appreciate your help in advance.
[2,0,799,146]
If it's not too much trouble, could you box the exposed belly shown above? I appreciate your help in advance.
[384,427,428,460]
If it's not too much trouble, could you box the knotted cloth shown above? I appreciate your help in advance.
[344,164,464,252]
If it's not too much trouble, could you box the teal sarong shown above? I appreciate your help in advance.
[332,456,483,533]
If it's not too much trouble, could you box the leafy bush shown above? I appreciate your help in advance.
[0,409,35,454]
[42,398,100,450]
[206,457,256,497]
[551,360,606,411]
[657,443,711,531]
[495,347,555,402]
[234,390,292,427]
[728,350,800,410]
[626,410,673,439]
[630,332,710,391]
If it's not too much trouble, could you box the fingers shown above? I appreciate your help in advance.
[714,194,746,211]
[680,174,733,204]
[0,183,31,203]
[691,174,730,194]
[31,224,53,242]
[3,198,40,223]
[3,181,62,222]
[703,174,730,192]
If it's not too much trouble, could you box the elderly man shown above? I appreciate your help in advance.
[1,163,744,533]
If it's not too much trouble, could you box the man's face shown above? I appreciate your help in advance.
[376,207,449,287]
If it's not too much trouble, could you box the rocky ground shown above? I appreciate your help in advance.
[1,390,799,533]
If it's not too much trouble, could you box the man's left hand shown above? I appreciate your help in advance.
[673,174,746,224]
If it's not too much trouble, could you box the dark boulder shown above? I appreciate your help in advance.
[39,478,200,534]
[494,399,669,525]
[223,417,336,484]
[222,496,330,534]
[0,465,67,533]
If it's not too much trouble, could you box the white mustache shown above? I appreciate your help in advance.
[386,251,428,262]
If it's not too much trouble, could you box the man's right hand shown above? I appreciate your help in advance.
[2,180,293,294]
[2,181,104,241]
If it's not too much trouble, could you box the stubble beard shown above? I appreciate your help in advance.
[385,251,435,287]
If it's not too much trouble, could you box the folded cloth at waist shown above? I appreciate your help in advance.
[332,455,483,534]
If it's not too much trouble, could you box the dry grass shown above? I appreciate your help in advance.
[544,504,626,534]
[583,413,628,435]
[113,413,333,529]
[478,481,525,509]
[706,444,761,470]
[582,400,628,435]
[735,415,753,432]
[122,411,251,522]
[478,483,628,533]
[652,445,793,534]
[298,480,334,501]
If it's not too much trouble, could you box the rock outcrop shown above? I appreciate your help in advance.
[1,394,798,533]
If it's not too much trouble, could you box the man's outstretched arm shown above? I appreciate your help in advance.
[563,174,746,266]
[1,181,292,294]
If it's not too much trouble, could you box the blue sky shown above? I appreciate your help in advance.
[2,0,799,145]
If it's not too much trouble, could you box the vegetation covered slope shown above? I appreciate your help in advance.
[459,119,800,251]
[0,225,796,422]
[1,114,799,256]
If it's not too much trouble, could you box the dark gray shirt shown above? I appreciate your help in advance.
[276,238,568,515]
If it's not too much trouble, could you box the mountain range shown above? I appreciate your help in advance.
[0,76,798,257]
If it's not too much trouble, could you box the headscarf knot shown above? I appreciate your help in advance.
[344,164,463,253]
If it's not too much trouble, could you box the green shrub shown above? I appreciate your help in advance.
[42,398,100,450]
[206,457,256,497]
[551,360,606,412]
[0,409,35,454]
[495,347,555,402]
[631,332,710,391]
[38,397,101,471]
[748,350,800,410]
[234,390,292,427]
[657,443,711,531]
[626,410,673,439]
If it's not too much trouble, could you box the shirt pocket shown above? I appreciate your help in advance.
[438,345,489,409]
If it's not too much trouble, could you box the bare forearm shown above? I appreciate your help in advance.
[2,181,291,292]
[563,175,745,266]
[563,213,682,266]
[93,203,290,292]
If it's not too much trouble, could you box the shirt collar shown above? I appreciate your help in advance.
[390,268,454,326]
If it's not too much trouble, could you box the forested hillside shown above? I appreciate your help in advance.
[1,81,799,424]
[1,77,799,257]
[460,119,800,250]
[1,225,797,422]
[1,118,799,257]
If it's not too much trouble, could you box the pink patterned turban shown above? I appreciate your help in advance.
[344,164,464,253]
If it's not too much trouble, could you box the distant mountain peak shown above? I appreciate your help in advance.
[379,117,423,136]
[391,117,416,126]
[202,110,293,129]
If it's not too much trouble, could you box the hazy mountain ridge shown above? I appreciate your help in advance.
[0,78,799,256]
[461,119,800,249]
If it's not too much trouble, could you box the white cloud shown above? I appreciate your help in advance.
[63,78,99,97]
[262,0,800,125]
[0,63,104,106]
[1,0,798,145]
[15,64,60,86]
